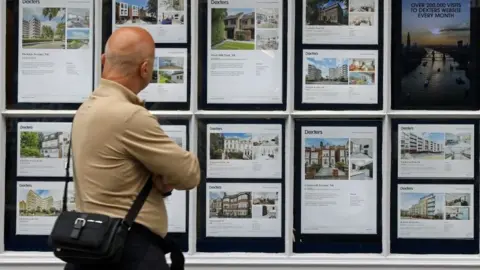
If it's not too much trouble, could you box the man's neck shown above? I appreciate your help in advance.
[102,75,141,95]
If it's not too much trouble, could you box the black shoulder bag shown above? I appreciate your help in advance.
[48,136,153,265]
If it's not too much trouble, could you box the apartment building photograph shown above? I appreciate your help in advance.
[444,132,472,160]
[305,0,348,26]
[211,8,256,50]
[399,192,444,220]
[305,57,349,85]
[209,191,252,218]
[304,138,349,180]
[400,131,445,160]
[20,131,70,159]
[18,189,61,217]
[115,0,157,25]
[22,7,66,49]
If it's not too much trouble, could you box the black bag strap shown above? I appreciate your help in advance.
[61,127,153,230]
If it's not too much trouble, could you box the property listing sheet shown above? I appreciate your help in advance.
[139,48,188,103]
[162,125,187,233]
[398,184,474,239]
[16,181,75,235]
[207,0,283,104]
[302,49,378,104]
[398,124,474,179]
[206,182,282,237]
[18,0,94,103]
[17,122,73,177]
[302,0,379,44]
[113,0,188,43]
[206,123,282,179]
[301,126,377,234]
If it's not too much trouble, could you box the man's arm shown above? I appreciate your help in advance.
[121,108,200,190]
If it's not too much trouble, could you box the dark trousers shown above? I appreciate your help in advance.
[65,223,172,270]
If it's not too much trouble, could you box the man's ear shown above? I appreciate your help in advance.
[140,60,149,79]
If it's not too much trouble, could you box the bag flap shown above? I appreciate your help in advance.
[50,211,119,249]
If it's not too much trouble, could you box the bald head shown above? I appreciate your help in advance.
[102,27,155,93]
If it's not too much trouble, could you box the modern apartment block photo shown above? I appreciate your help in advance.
[400,131,445,160]
[115,0,157,25]
[211,8,256,50]
[444,132,471,160]
[209,191,252,218]
[445,193,471,207]
[400,192,444,220]
[22,7,66,49]
[305,57,349,85]
[209,133,279,161]
[20,131,71,159]
[305,0,349,26]
[304,138,349,180]
[18,187,75,217]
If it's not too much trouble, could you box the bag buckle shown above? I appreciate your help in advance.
[70,218,87,239]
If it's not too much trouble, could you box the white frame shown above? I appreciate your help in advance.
[2,0,480,269]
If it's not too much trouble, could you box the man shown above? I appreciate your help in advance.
[65,27,200,269]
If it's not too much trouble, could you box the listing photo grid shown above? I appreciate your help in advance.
[151,56,185,84]
[22,7,91,50]
[114,0,185,27]
[211,8,280,50]
[209,133,280,161]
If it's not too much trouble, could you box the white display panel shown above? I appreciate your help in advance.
[112,0,188,43]
[17,122,73,177]
[18,0,94,103]
[397,184,474,239]
[139,48,188,103]
[162,125,188,233]
[302,49,378,104]
[206,182,282,237]
[302,0,379,44]
[301,126,377,234]
[206,123,282,179]
[207,0,283,104]
[16,181,75,235]
[398,124,474,179]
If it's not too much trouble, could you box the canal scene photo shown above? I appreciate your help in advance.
[398,0,471,107]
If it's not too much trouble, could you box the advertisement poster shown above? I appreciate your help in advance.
[207,0,283,104]
[303,0,379,44]
[162,125,187,232]
[18,0,94,103]
[398,0,472,106]
[206,182,282,237]
[17,122,73,177]
[398,124,474,179]
[16,181,75,235]
[301,126,377,234]
[303,49,378,104]
[138,48,188,102]
[113,0,188,43]
[398,184,474,239]
[206,124,282,179]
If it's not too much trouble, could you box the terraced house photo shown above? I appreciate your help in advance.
[115,0,157,26]
[304,138,349,180]
[209,191,252,218]
[22,7,66,49]
[211,8,256,50]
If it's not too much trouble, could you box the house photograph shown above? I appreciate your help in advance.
[159,70,184,84]
[158,57,184,70]
[22,7,66,49]
[399,192,444,220]
[400,131,445,160]
[211,8,256,50]
[305,0,349,26]
[304,138,349,180]
[20,131,70,159]
[115,0,157,25]
[209,191,252,219]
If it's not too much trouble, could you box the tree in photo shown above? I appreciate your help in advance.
[42,8,65,41]
[147,0,157,14]
[209,133,225,159]
[20,132,41,158]
[56,22,65,39]
[305,0,347,25]
[211,8,227,46]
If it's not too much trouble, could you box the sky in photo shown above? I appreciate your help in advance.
[67,8,89,18]
[400,192,444,212]
[209,191,225,200]
[318,0,347,10]
[67,29,89,39]
[222,133,252,140]
[226,8,254,16]
[421,132,444,143]
[305,138,348,148]
[307,57,348,76]
[18,188,62,201]
[117,0,150,8]
[252,134,277,144]
[401,0,470,46]
[252,192,278,200]
[23,7,65,31]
